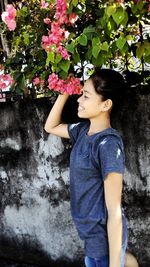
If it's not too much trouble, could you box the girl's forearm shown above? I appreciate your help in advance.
[44,93,69,132]
[107,210,122,267]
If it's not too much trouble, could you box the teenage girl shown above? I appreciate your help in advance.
[44,69,139,267]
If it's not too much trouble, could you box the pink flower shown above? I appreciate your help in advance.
[51,22,65,44]
[7,20,16,31]
[33,77,45,87]
[66,77,81,95]
[48,73,59,90]
[0,82,7,89]
[56,46,70,60]
[42,35,52,50]
[5,4,16,18]
[48,73,81,95]
[1,4,17,31]
[33,77,40,86]
[41,0,49,9]
[42,22,65,51]
[64,30,70,39]
[69,13,78,25]
[0,73,14,89]
[43,18,51,25]
[56,0,68,25]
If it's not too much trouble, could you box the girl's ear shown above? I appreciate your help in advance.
[102,99,113,112]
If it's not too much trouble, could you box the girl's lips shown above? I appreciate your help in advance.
[78,105,84,111]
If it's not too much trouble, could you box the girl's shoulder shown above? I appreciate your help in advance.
[68,120,89,144]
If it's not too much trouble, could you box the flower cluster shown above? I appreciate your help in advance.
[42,0,78,60]
[1,4,17,31]
[33,77,45,87]
[42,21,66,48]
[48,73,81,95]
[0,73,14,90]
[56,0,68,24]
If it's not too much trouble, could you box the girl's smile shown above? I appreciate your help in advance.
[77,79,104,119]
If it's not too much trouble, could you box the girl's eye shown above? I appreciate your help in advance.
[83,94,88,98]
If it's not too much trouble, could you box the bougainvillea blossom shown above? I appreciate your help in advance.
[33,77,45,87]
[33,77,40,86]
[1,4,17,31]
[42,0,81,94]
[56,46,70,60]
[56,0,68,25]
[43,18,51,25]
[41,0,49,9]
[42,22,65,50]
[0,74,14,89]
[68,13,78,25]
[48,73,81,95]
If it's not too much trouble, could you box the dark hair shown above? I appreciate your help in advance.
[90,68,127,112]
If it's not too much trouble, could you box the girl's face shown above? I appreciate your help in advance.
[77,79,110,119]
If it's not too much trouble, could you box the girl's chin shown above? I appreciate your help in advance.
[77,111,88,118]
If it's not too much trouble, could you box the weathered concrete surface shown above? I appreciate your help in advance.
[0,96,150,267]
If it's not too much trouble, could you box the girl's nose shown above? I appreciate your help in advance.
[77,95,82,103]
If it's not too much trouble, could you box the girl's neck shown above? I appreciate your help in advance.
[87,116,111,136]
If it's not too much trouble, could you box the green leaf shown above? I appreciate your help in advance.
[116,36,126,50]
[144,41,150,56]
[15,36,22,49]
[66,42,74,54]
[86,47,92,60]
[73,52,80,64]
[46,51,54,66]
[92,45,101,59]
[78,34,87,46]
[83,26,96,35]
[121,43,129,54]
[92,37,100,47]
[107,21,112,31]
[59,70,68,79]
[72,0,78,6]
[144,55,150,64]
[121,11,128,27]
[101,41,109,52]
[17,6,28,17]
[23,33,30,46]
[136,45,144,59]
[59,60,70,73]
[112,7,125,26]
[55,54,62,64]
[137,0,144,11]
[92,37,101,58]
[106,5,116,17]
[92,53,104,67]
[126,35,133,41]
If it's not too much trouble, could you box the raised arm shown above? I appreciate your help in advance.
[44,93,70,138]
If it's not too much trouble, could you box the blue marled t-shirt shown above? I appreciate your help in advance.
[68,121,127,258]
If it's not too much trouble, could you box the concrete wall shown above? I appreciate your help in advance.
[0,96,149,267]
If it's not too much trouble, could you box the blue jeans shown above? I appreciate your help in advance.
[84,238,127,267]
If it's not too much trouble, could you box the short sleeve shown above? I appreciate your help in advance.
[68,122,87,145]
[98,137,125,180]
